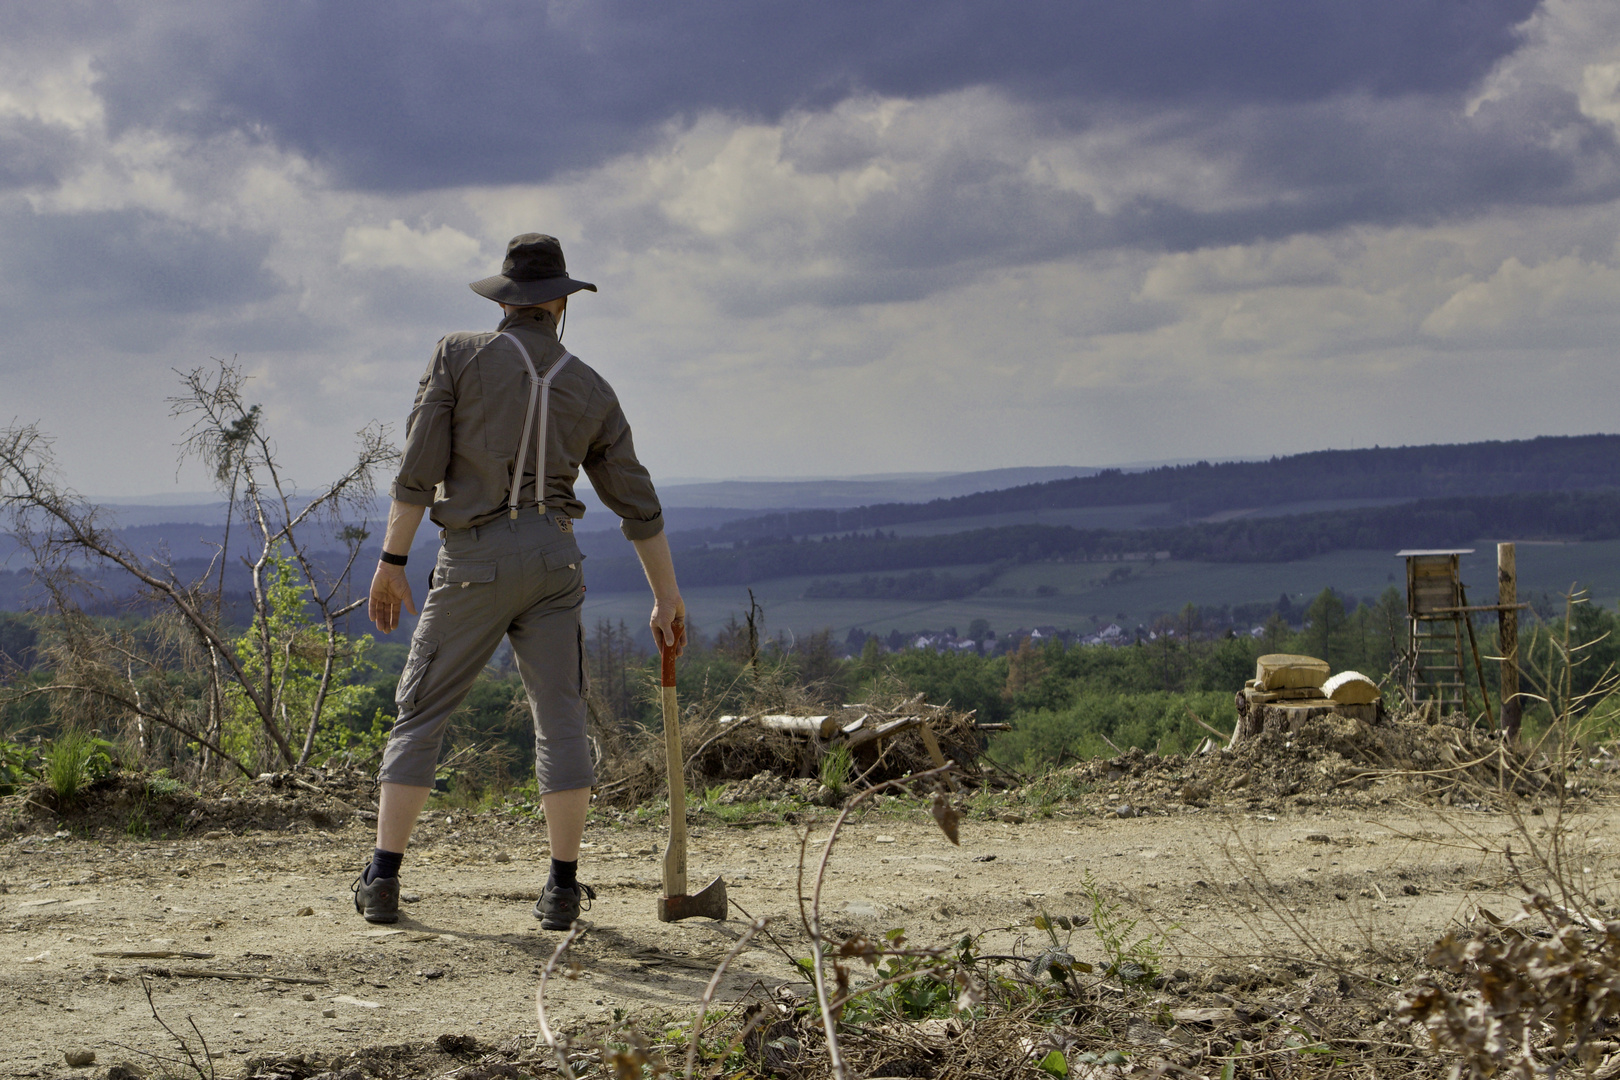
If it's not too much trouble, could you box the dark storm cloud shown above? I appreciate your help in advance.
[684,82,1620,316]
[0,117,86,190]
[0,207,280,317]
[80,0,1541,192]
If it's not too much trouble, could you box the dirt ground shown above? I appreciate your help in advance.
[1,765,1600,1079]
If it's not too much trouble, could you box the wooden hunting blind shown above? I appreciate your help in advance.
[1399,549,1474,711]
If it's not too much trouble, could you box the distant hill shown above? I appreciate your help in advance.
[643,466,1101,510]
[576,488,1620,593]
[689,434,1620,544]
[10,436,1620,611]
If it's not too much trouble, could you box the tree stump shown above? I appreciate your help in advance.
[1231,690,1381,749]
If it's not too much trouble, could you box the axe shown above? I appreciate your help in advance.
[655,619,727,922]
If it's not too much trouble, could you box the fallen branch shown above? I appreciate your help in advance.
[535,924,588,1080]
[685,918,768,1078]
[844,716,921,751]
[140,967,328,985]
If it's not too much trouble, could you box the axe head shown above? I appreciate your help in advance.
[657,876,728,922]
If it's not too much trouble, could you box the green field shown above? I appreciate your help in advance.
[581,539,1620,642]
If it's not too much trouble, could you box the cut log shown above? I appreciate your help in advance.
[1322,671,1380,705]
[843,716,921,750]
[1255,654,1329,691]
[717,714,839,739]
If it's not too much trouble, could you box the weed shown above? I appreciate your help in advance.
[125,803,152,839]
[1080,870,1171,985]
[1019,772,1095,816]
[819,744,853,797]
[43,730,114,807]
[145,770,184,798]
[837,929,958,1024]
[0,737,38,796]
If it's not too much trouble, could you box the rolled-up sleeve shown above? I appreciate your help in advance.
[389,339,456,507]
[582,389,664,541]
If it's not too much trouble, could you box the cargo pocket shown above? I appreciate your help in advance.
[396,637,439,708]
[540,542,584,572]
[438,560,497,588]
[577,623,589,695]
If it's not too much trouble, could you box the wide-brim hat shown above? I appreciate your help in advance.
[469,233,597,306]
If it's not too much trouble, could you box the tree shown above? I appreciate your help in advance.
[1304,588,1349,668]
[221,545,378,767]
[0,360,396,776]
[587,618,644,730]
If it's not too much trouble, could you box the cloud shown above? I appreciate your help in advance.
[0,205,279,326]
[340,220,482,271]
[66,1,1541,190]
[6,1,1620,502]
[1420,254,1620,346]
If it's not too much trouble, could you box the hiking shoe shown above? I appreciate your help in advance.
[352,866,400,924]
[533,882,596,930]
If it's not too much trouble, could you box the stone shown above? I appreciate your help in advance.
[64,1051,95,1067]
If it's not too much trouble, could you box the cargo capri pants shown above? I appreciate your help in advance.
[378,512,593,795]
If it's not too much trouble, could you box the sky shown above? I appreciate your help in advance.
[5,0,1620,499]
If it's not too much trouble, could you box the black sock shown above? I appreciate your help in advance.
[366,848,404,883]
[549,858,578,891]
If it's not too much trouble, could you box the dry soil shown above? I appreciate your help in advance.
[1,780,1602,1078]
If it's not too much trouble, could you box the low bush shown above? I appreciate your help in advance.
[42,729,115,807]
[0,737,37,796]
[989,690,1239,770]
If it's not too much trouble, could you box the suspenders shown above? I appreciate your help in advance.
[499,331,575,520]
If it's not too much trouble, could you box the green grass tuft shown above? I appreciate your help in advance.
[819,744,853,796]
[43,730,114,808]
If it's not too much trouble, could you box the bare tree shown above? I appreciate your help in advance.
[0,359,398,776]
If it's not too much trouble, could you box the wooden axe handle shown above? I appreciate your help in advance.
[658,619,687,897]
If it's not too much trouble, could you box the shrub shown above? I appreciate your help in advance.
[989,690,1239,769]
[42,729,114,807]
[0,737,37,796]
[819,744,853,797]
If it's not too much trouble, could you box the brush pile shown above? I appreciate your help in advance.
[594,694,986,808]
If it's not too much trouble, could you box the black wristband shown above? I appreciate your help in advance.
[379,551,408,566]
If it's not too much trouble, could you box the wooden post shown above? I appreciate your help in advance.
[1499,542,1521,739]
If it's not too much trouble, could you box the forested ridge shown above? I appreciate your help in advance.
[581,488,1620,592]
[685,433,1620,543]
[7,435,1619,608]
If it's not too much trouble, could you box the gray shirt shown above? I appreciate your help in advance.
[390,308,664,540]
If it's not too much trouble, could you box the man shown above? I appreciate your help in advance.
[355,233,685,930]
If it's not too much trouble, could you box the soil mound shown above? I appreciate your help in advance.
[1049,711,1577,814]
[4,763,379,839]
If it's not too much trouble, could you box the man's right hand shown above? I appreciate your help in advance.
[369,562,418,634]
